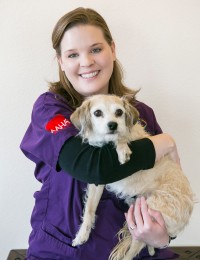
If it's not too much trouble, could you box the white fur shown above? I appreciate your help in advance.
[70,94,194,260]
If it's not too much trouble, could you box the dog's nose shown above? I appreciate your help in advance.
[107,121,118,131]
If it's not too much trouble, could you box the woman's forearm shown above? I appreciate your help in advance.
[58,134,180,185]
[58,137,155,185]
[148,134,180,165]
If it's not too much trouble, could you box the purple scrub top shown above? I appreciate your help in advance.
[20,92,178,259]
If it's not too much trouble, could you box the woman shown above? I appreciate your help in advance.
[21,7,179,259]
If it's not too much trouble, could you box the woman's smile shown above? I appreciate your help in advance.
[79,70,100,79]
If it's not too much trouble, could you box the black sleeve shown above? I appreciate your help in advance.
[58,137,155,185]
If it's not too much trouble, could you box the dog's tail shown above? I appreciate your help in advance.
[109,222,132,260]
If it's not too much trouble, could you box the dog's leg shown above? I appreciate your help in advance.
[72,184,104,247]
[109,223,147,260]
[116,142,132,164]
[122,240,146,260]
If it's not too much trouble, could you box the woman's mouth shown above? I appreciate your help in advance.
[80,70,99,79]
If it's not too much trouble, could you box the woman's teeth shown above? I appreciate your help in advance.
[81,71,99,79]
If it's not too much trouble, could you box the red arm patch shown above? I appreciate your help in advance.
[45,114,71,134]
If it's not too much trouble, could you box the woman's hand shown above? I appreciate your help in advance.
[125,197,170,248]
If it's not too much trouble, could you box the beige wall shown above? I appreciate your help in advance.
[0,0,199,258]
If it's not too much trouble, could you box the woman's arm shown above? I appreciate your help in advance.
[58,137,155,185]
[58,133,179,185]
[148,133,180,165]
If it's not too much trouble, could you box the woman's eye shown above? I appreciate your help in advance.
[91,48,102,54]
[94,110,103,117]
[115,109,123,117]
[68,53,78,58]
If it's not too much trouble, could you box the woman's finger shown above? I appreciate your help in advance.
[140,197,152,226]
[134,197,144,228]
[148,208,165,227]
[125,204,136,231]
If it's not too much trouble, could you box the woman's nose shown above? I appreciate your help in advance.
[80,54,94,67]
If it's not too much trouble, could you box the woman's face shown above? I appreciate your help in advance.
[58,24,116,97]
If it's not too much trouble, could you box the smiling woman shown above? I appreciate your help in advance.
[20,7,181,260]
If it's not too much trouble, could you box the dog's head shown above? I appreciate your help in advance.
[70,94,139,144]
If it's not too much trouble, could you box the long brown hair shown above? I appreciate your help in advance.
[49,7,136,108]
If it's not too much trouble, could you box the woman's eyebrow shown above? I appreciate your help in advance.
[64,48,77,53]
[64,43,104,53]
[90,43,103,47]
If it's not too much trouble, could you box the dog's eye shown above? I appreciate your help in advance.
[115,109,123,117]
[94,110,103,117]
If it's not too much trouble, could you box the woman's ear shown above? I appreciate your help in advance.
[57,55,64,71]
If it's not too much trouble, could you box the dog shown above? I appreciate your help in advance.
[70,94,194,260]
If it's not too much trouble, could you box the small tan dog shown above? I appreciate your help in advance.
[70,94,194,260]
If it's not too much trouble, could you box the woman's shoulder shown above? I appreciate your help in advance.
[134,100,162,135]
[30,91,75,133]
[135,100,154,113]
[33,92,71,107]
[33,91,74,113]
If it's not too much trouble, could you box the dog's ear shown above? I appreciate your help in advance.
[122,89,140,103]
[70,100,92,136]
[122,97,139,127]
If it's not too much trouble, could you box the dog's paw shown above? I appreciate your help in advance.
[125,149,132,162]
[72,225,91,247]
[118,154,129,164]
[148,246,155,256]
[72,233,89,247]
[117,145,132,164]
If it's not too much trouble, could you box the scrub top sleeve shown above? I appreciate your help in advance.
[151,108,162,135]
[20,93,78,170]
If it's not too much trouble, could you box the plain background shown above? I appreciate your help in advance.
[0,0,200,258]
